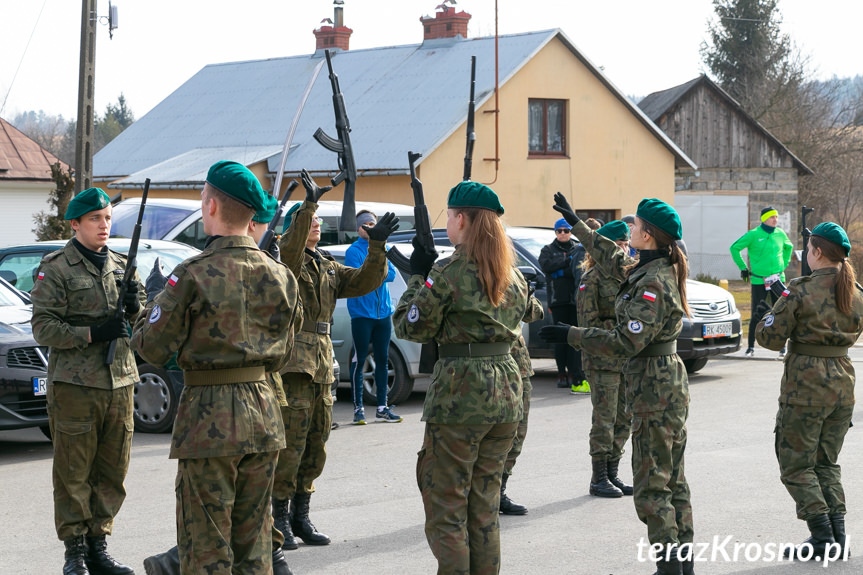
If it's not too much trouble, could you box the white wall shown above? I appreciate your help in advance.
[0,188,52,246]
[675,192,749,281]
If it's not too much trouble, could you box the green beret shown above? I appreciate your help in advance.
[636,198,682,241]
[811,222,851,257]
[253,194,278,224]
[282,203,301,233]
[447,181,504,215]
[597,220,630,241]
[206,161,266,212]
[64,187,111,220]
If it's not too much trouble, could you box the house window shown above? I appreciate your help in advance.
[528,99,566,156]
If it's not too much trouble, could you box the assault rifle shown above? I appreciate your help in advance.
[313,49,357,233]
[386,152,435,274]
[463,55,476,181]
[801,205,816,276]
[258,180,299,253]
[106,178,149,365]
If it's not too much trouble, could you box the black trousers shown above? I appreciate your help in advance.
[550,305,583,380]
[748,283,776,349]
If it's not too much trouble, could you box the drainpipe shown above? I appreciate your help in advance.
[482,0,500,185]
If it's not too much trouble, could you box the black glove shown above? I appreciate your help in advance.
[301,168,332,203]
[91,317,128,343]
[367,212,400,242]
[118,279,141,314]
[552,192,580,227]
[528,282,536,298]
[539,322,572,343]
[268,239,281,262]
[145,258,168,303]
[740,269,750,282]
[410,235,439,279]
[754,299,772,318]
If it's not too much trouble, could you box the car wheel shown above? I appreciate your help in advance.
[357,345,413,406]
[683,358,708,374]
[39,425,52,441]
[134,363,178,433]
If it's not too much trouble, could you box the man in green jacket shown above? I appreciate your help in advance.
[729,206,794,358]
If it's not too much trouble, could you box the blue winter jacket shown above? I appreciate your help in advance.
[345,237,397,319]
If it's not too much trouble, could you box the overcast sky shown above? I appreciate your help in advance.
[1,0,860,122]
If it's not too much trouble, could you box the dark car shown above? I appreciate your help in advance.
[388,227,741,373]
[0,277,50,439]
[0,239,201,432]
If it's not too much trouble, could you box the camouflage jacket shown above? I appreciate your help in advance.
[755,267,863,407]
[568,221,687,414]
[394,250,529,424]
[577,263,626,373]
[512,295,545,382]
[279,200,387,384]
[132,235,301,458]
[31,240,144,389]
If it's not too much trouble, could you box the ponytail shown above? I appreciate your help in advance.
[810,235,857,315]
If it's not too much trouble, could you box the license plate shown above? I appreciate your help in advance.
[32,377,47,397]
[703,322,732,338]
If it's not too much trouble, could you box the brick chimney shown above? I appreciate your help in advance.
[420,2,471,41]
[314,0,353,51]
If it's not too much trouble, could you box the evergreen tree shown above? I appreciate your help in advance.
[32,162,74,240]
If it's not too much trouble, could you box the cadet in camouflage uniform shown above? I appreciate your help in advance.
[394,181,529,575]
[499,293,544,516]
[31,187,142,575]
[577,220,635,499]
[756,222,863,560]
[140,192,296,575]
[132,161,301,575]
[271,170,397,550]
[542,194,693,575]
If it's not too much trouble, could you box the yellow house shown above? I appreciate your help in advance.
[94,6,692,228]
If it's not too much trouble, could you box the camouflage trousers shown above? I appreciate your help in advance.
[417,422,519,575]
[47,382,133,541]
[176,451,278,575]
[504,377,531,475]
[588,369,631,462]
[774,403,854,520]
[273,373,333,499]
[631,408,693,546]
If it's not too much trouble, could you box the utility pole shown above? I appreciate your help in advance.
[75,0,97,194]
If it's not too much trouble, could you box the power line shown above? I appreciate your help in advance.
[0,0,49,117]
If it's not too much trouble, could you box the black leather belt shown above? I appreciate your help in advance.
[302,321,331,335]
[437,342,512,357]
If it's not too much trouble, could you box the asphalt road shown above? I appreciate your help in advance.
[2,345,862,574]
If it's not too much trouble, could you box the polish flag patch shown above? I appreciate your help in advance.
[424,277,434,289]
[782,289,790,297]
[168,274,179,287]
[642,291,657,302]
[37,272,45,280]
[579,284,586,291]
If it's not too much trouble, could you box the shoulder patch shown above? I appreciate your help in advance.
[764,314,774,327]
[149,305,162,324]
[424,277,434,289]
[167,274,179,287]
[642,290,657,302]
[628,320,643,334]
[407,304,420,323]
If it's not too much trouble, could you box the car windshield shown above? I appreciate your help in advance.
[134,243,201,274]
[111,203,196,240]
[506,227,556,260]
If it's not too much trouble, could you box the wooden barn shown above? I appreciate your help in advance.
[639,75,812,279]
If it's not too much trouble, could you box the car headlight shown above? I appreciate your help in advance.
[728,298,737,313]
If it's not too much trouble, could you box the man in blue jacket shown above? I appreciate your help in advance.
[346,210,403,424]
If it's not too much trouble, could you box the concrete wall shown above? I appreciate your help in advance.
[0,183,52,246]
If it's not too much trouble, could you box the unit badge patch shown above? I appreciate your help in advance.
[149,305,162,324]
[628,320,643,334]
[764,314,774,327]
[407,304,420,323]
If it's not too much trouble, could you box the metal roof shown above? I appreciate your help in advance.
[0,118,69,181]
[96,29,695,186]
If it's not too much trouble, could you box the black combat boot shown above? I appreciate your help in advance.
[590,459,623,498]
[677,545,695,575]
[499,473,527,515]
[63,535,90,575]
[830,514,848,557]
[273,498,298,550]
[142,546,180,575]
[652,557,682,575]
[289,492,331,546]
[272,547,294,575]
[783,514,836,560]
[85,535,134,575]
[607,458,634,495]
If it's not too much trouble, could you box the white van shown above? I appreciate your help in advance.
[110,197,417,250]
